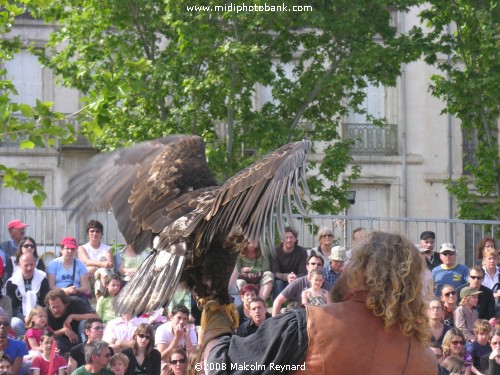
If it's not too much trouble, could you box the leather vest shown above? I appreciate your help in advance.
[291,294,439,375]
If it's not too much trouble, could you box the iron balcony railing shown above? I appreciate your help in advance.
[342,122,398,156]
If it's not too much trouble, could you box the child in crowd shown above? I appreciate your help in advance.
[31,330,67,375]
[96,274,122,323]
[110,353,129,375]
[467,319,492,374]
[301,269,330,306]
[0,354,11,374]
[24,306,50,353]
[454,287,481,343]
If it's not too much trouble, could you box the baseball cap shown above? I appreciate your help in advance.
[460,286,482,299]
[7,219,29,230]
[420,231,435,240]
[439,243,456,253]
[329,246,347,262]
[61,237,78,249]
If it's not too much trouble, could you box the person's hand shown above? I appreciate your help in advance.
[490,349,500,360]
[105,261,113,269]
[174,323,185,338]
[64,314,74,328]
[65,327,80,344]
[287,272,297,283]
[241,267,252,273]
[64,286,78,295]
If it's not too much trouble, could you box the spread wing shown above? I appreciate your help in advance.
[113,139,311,316]
[63,135,218,251]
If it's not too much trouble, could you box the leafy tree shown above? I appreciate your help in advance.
[0,0,76,206]
[418,0,500,220]
[26,0,422,213]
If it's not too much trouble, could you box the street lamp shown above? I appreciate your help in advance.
[344,191,357,246]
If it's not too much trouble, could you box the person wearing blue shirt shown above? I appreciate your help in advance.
[432,243,469,296]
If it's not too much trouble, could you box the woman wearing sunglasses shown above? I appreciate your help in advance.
[441,284,458,327]
[4,236,45,280]
[122,323,160,375]
[167,349,187,375]
[442,328,472,375]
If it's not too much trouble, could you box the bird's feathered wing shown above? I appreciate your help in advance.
[64,135,311,316]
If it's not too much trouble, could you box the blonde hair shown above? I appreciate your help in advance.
[442,356,465,373]
[473,319,492,335]
[341,231,431,344]
[24,306,47,328]
[442,328,466,356]
[110,353,129,368]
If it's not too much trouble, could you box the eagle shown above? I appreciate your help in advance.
[64,135,311,316]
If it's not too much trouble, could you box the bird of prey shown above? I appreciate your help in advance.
[64,135,311,316]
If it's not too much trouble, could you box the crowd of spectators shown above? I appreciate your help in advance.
[0,218,498,375]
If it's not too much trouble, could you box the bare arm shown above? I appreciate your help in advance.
[67,356,78,375]
[11,357,23,375]
[272,294,287,316]
[78,246,106,268]
[301,290,308,306]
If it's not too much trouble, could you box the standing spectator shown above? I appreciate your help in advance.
[31,330,68,375]
[103,313,147,353]
[96,275,121,323]
[72,340,113,375]
[271,252,328,316]
[308,227,334,262]
[428,299,451,345]
[301,269,330,307]
[441,284,459,327]
[467,319,492,374]
[0,220,28,267]
[323,246,346,287]
[122,324,160,375]
[6,253,50,337]
[4,237,45,281]
[455,287,481,343]
[155,305,196,364]
[45,289,98,354]
[47,237,90,301]
[77,220,114,299]
[0,307,28,375]
[476,237,497,265]
[67,318,114,374]
[456,265,496,320]
[270,227,307,299]
[236,297,270,337]
[234,240,274,302]
[420,231,441,270]
[432,242,469,295]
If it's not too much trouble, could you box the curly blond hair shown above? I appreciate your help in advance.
[341,231,431,344]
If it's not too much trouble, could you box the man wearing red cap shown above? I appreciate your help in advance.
[0,219,29,269]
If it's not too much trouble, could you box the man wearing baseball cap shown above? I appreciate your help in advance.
[432,242,469,296]
[0,220,29,267]
[419,231,441,270]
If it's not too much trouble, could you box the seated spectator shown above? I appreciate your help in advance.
[0,219,29,268]
[47,237,90,302]
[440,284,459,327]
[45,289,99,354]
[442,328,473,373]
[109,353,129,375]
[475,237,497,265]
[67,318,113,374]
[271,252,328,316]
[467,319,492,374]
[4,237,45,281]
[117,244,149,285]
[31,330,67,375]
[103,313,147,353]
[301,269,330,307]
[166,348,187,375]
[0,279,12,322]
[307,227,334,262]
[167,284,193,323]
[442,356,466,375]
[428,299,451,345]
[155,305,196,366]
[77,220,114,299]
[322,246,346,288]
[72,340,113,375]
[24,305,50,353]
[455,287,481,343]
[96,275,121,323]
[234,240,274,302]
[236,297,270,337]
[480,329,500,374]
[235,284,258,325]
[0,353,12,374]
[270,226,307,299]
[429,341,445,367]
[0,307,28,375]
[6,253,50,337]
[456,265,496,320]
[122,324,160,375]
[432,243,469,295]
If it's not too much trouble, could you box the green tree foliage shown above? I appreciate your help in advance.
[0,0,76,206]
[24,0,421,213]
[418,0,500,220]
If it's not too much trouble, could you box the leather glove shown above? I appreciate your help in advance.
[198,300,238,357]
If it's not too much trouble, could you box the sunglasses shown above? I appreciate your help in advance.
[170,359,186,365]
[0,321,9,327]
[441,251,455,256]
[451,340,464,346]
[469,276,483,280]
[443,291,456,297]
[322,234,333,238]
[491,342,500,346]
[137,334,151,340]
[22,244,35,249]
